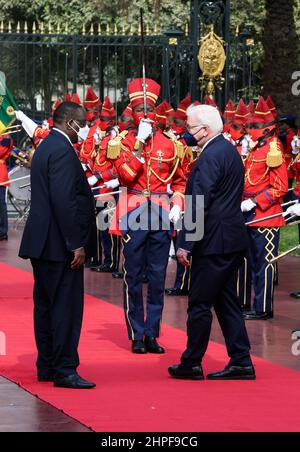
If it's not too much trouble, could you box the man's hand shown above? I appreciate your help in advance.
[71,247,86,270]
[241,199,256,212]
[176,248,190,267]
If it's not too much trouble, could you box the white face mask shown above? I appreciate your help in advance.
[68,120,89,142]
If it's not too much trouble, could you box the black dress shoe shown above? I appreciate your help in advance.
[132,340,147,354]
[0,234,8,241]
[38,374,54,382]
[168,364,204,380]
[90,264,115,273]
[165,287,189,296]
[207,365,256,380]
[243,311,273,320]
[54,374,96,389]
[112,271,124,279]
[290,291,300,299]
[144,336,165,354]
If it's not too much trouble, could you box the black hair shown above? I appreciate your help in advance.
[53,101,83,125]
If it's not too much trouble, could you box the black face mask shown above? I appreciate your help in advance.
[183,127,205,146]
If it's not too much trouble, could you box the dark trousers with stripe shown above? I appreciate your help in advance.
[97,202,120,270]
[238,227,280,314]
[0,186,8,236]
[100,228,120,270]
[31,259,84,378]
[122,229,171,340]
[181,252,252,368]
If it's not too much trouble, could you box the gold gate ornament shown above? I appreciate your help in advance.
[198,25,226,96]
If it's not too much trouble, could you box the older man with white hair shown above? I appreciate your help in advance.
[169,104,255,381]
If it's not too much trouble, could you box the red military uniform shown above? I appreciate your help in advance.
[289,137,300,197]
[243,136,288,227]
[0,134,13,186]
[238,97,288,318]
[229,99,251,157]
[283,127,297,178]
[107,127,185,235]
[171,95,193,178]
[92,133,118,193]
[111,77,187,345]
[84,87,102,124]
[222,99,235,134]
[0,133,13,239]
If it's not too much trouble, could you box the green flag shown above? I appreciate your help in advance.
[0,71,18,135]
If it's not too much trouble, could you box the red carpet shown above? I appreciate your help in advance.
[0,261,300,432]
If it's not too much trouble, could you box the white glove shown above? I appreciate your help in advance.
[137,120,152,143]
[167,184,173,195]
[42,119,50,130]
[15,110,38,138]
[169,205,182,224]
[81,163,88,171]
[241,199,256,212]
[88,175,98,186]
[286,203,300,217]
[241,134,253,157]
[104,178,120,189]
[15,110,26,121]
[292,136,300,155]
[94,129,102,145]
[110,126,119,139]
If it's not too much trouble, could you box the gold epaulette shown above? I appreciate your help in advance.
[174,140,185,160]
[266,138,283,168]
[186,146,194,161]
[162,132,184,159]
[107,131,129,160]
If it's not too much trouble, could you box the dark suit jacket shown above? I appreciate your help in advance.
[179,134,248,257]
[19,129,96,261]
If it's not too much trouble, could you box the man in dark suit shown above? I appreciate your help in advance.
[169,105,255,380]
[19,102,96,389]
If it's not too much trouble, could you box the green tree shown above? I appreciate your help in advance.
[262,0,300,117]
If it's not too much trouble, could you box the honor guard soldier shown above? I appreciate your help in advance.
[239,97,288,320]
[0,132,13,240]
[80,88,103,268]
[84,87,102,125]
[165,96,195,297]
[118,104,135,133]
[248,100,255,115]
[229,99,252,159]
[99,96,118,139]
[107,78,186,354]
[155,100,170,132]
[222,99,235,136]
[89,132,121,274]
[278,114,298,196]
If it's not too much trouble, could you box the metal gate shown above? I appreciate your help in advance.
[0,0,261,118]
